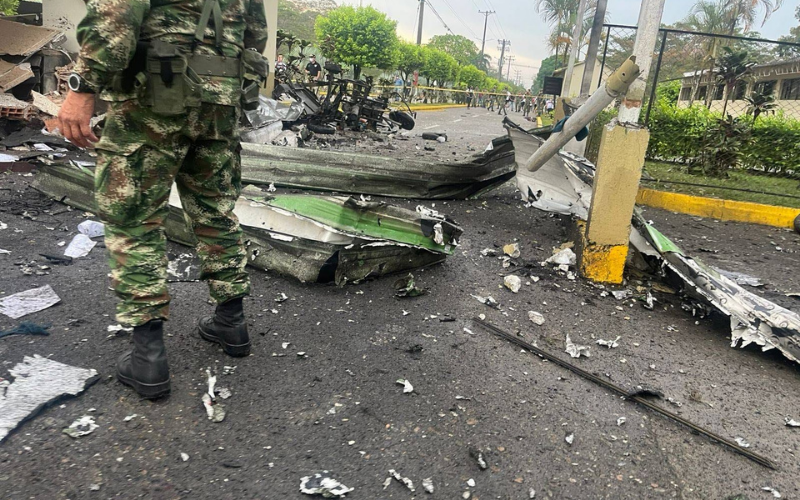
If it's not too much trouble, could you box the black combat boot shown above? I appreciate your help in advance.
[116,320,171,399]
[197,297,251,357]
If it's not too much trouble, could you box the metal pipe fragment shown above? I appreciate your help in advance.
[523,56,640,173]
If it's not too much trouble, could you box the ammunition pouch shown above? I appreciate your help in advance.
[240,48,269,111]
[143,41,201,116]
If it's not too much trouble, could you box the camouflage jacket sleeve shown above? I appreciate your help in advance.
[244,0,268,53]
[73,0,151,93]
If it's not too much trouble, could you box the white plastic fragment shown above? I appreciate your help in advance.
[565,433,574,445]
[616,417,626,426]
[785,417,800,427]
[123,414,137,422]
[0,355,98,442]
[267,182,277,192]
[422,477,434,494]
[472,295,499,308]
[63,415,98,438]
[528,311,545,325]
[77,220,105,238]
[388,469,415,492]
[467,478,476,487]
[433,222,444,245]
[545,248,576,267]
[565,335,590,358]
[0,285,61,319]
[107,324,132,334]
[529,488,536,498]
[504,275,522,293]
[0,249,10,255]
[64,233,96,258]
[0,221,7,229]
[611,290,632,300]
[300,471,354,497]
[734,437,751,448]
[596,336,621,348]
[202,369,225,422]
[396,379,414,393]
[762,486,782,498]
[180,452,190,462]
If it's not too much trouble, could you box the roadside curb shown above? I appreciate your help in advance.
[397,105,467,112]
[636,187,800,229]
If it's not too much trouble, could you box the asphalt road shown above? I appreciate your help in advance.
[1,107,799,499]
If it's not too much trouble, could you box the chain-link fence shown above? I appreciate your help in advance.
[591,24,800,179]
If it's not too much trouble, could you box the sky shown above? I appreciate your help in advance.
[338,0,797,88]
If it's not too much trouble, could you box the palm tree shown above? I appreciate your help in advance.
[714,46,754,115]
[535,0,597,63]
[721,0,783,35]
[680,0,730,104]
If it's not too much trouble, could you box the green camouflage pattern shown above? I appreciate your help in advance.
[74,0,268,105]
[95,100,251,326]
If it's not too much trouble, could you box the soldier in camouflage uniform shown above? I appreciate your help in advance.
[55,0,268,399]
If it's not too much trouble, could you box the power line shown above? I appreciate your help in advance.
[438,0,481,40]
[425,0,454,35]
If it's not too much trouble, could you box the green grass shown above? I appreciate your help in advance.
[643,161,800,209]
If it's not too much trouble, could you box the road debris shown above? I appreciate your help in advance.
[503,242,520,258]
[180,452,190,462]
[33,167,463,285]
[396,379,414,394]
[388,469,415,492]
[596,336,621,348]
[0,321,50,339]
[299,471,354,497]
[762,487,782,498]
[201,370,225,423]
[394,274,427,298]
[616,417,626,426]
[0,355,99,442]
[469,446,489,469]
[612,290,632,300]
[63,233,96,258]
[77,220,104,238]
[107,324,132,335]
[473,318,778,470]
[422,477,434,493]
[0,285,61,319]
[504,275,522,293]
[472,295,499,309]
[528,311,545,325]
[734,437,751,448]
[545,247,576,268]
[565,335,590,358]
[63,416,98,438]
[785,417,800,427]
[565,433,574,445]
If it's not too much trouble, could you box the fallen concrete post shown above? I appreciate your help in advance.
[240,136,516,200]
[31,165,463,285]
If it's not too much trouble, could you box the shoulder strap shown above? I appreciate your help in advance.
[195,0,223,49]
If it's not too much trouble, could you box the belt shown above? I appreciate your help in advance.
[188,54,241,78]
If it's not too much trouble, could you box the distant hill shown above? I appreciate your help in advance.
[277,0,337,44]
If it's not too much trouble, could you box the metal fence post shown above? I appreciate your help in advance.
[644,30,667,126]
[597,25,611,88]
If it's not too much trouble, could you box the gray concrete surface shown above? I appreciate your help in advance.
[0,107,799,499]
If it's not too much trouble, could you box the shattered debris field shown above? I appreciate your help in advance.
[2,108,800,499]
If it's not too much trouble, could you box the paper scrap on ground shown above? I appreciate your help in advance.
[64,233,96,258]
[422,477,434,493]
[77,220,105,238]
[0,285,61,319]
[63,415,98,438]
[0,355,99,442]
[388,469,415,492]
[762,486,782,498]
[300,471,354,497]
[396,379,414,393]
[785,417,800,427]
[565,335,590,358]
[596,336,621,348]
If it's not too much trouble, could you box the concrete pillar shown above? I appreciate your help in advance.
[576,0,663,284]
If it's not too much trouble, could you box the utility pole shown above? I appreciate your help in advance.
[416,0,425,45]
[618,0,665,123]
[478,10,494,63]
[562,0,589,97]
[506,55,515,81]
[497,39,510,76]
[580,0,608,95]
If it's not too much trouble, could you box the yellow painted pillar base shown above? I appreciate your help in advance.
[575,222,628,284]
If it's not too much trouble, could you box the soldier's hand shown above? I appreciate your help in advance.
[56,91,99,149]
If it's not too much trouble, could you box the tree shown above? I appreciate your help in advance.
[719,0,783,35]
[535,0,597,63]
[0,0,17,15]
[714,46,754,115]
[315,6,399,80]
[427,34,479,67]
[421,48,457,87]
[458,65,486,89]
[532,54,558,94]
[396,41,426,94]
[777,6,800,56]
[744,88,777,121]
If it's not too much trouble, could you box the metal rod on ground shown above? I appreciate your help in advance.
[644,31,668,126]
[523,56,640,173]
[472,318,778,470]
[581,0,608,95]
[562,0,589,97]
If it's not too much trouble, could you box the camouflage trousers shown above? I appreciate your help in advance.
[94,100,251,327]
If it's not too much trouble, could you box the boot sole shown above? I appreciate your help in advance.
[197,326,251,357]
[117,372,171,399]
